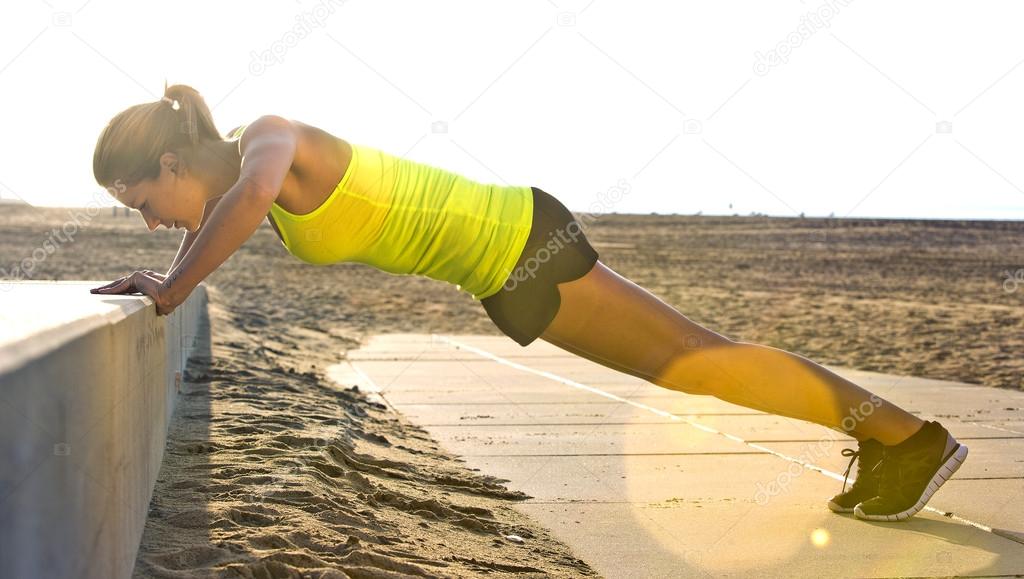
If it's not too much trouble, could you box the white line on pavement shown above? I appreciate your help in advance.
[433,335,1010,542]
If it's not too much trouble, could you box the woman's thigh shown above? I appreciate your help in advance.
[539,260,733,389]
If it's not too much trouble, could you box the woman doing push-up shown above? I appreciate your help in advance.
[90,84,968,522]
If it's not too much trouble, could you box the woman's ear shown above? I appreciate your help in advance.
[159,152,181,177]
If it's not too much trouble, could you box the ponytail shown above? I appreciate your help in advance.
[92,82,222,189]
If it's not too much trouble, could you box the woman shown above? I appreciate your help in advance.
[90,84,967,522]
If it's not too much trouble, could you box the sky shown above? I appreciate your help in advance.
[0,0,1023,219]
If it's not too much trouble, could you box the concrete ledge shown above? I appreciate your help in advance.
[0,281,211,579]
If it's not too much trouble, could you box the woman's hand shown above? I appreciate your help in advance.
[89,270,179,316]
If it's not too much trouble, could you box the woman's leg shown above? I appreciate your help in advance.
[538,261,924,446]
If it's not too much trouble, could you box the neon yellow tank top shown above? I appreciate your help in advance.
[229,125,534,301]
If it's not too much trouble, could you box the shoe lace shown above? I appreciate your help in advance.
[840,445,884,493]
[839,448,860,493]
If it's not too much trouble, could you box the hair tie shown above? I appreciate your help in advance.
[161,96,180,110]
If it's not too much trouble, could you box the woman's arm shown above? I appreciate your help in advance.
[166,194,224,275]
[165,126,245,275]
[159,115,297,307]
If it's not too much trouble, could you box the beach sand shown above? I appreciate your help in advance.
[1,205,1021,576]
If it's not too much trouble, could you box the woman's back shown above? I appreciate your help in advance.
[229,124,534,301]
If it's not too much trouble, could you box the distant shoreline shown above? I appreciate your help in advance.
[4,203,1023,225]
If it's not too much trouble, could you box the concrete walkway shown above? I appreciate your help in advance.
[334,333,1024,578]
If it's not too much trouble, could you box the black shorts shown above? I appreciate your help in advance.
[481,186,600,347]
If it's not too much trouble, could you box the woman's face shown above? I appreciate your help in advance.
[116,152,208,233]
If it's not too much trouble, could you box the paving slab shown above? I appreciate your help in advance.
[347,334,1024,578]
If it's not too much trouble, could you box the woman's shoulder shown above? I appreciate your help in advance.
[225,124,247,139]
[226,116,300,141]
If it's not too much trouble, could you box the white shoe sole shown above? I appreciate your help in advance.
[827,500,855,513]
[853,442,968,522]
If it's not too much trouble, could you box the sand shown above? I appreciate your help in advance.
[1,205,1021,576]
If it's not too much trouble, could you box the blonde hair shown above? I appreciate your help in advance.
[92,82,221,189]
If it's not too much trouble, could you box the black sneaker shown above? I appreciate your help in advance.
[827,438,884,513]
[854,420,968,521]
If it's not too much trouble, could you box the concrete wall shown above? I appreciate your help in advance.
[0,281,211,579]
